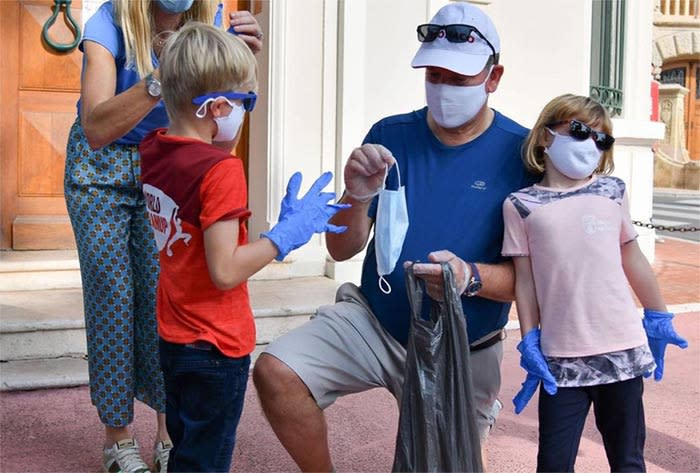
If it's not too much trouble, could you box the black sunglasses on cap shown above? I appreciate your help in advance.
[416,24,497,59]
[547,119,615,151]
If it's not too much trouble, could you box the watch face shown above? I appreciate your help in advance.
[147,79,161,97]
[467,280,482,297]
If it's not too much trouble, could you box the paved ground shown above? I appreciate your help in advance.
[653,188,700,243]
[1,238,698,472]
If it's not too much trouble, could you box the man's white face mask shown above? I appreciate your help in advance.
[375,164,409,295]
[425,67,492,129]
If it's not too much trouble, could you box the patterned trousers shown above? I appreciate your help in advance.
[64,120,165,427]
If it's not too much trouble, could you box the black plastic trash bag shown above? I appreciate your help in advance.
[392,263,483,473]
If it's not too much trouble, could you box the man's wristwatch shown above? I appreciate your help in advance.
[145,73,161,98]
[464,262,482,297]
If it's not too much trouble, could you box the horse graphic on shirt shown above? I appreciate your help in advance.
[142,184,192,257]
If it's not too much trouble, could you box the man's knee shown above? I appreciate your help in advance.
[253,353,305,401]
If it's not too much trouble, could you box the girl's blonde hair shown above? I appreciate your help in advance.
[160,22,257,117]
[523,94,615,176]
[113,0,217,78]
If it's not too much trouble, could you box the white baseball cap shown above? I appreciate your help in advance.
[411,2,500,76]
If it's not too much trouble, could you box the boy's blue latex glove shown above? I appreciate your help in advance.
[513,328,558,414]
[262,172,349,261]
[642,309,688,381]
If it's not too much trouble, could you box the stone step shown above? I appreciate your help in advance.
[0,346,273,392]
[0,276,339,363]
[0,250,329,291]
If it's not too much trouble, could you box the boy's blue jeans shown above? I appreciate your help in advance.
[159,338,250,473]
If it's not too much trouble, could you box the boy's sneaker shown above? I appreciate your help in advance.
[102,438,150,473]
[153,440,173,473]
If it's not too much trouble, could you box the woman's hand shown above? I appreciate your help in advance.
[229,10,263,54]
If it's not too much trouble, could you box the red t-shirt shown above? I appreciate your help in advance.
[139,129,255,358]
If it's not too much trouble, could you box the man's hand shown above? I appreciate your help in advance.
[408,250,469,301]
[642,309,688,381]
[344,144,395,202]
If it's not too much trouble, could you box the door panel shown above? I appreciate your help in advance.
[1,0,83,250]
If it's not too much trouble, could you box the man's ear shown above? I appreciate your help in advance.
[486,64,504,93]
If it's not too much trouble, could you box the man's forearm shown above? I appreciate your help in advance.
[474,260,515,302]
[325,193,373,261]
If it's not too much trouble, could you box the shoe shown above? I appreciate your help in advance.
[102,438,150,473]
[153,440,173,473]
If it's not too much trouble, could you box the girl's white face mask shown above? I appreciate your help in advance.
[195,97,245,142]
[544,129,602,180]
[425,67,491,129]
[375,164,409,295]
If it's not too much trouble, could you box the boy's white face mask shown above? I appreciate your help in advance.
[375,164,409,294]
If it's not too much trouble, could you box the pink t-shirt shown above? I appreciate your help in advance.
[502,176,647,357]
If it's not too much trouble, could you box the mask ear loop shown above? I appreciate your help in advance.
[377,162,402,295]
[194,96,236,118]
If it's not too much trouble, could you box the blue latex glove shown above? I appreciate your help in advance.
[262,172,349,261]
[214,2,239,34]
[513,328,558,414]
[642,309,688,381]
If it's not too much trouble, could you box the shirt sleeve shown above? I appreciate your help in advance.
[502,197,529,256]
[620,190,638,245]
[80,2,121,57]
[199,159,251,231]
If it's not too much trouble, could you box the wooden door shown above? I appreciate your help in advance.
[0,0,84,249]
[0,0,260,250]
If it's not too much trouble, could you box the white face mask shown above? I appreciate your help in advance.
[375,164,409,295]
[425,68,491,129]
[545,129,602,180]
[195,98,245,142]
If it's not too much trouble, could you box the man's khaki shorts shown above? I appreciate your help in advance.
[263,283,504,441]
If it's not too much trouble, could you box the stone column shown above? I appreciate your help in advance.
[658,84,690,163]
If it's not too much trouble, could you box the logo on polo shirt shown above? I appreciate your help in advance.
[470,180,487,191]
[143,184,192,256]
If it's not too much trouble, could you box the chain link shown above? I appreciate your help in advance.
[632,220,700,233]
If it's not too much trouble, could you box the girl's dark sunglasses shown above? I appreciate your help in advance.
[416,24,497,59]
[547,119,615,151]
[192,91,257,112]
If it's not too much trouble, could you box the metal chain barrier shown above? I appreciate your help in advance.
[633,220,700,233]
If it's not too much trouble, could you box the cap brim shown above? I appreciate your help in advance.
[411,48,490,76]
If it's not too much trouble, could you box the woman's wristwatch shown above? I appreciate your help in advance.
[464,262,482,297]
[145,73,161,98]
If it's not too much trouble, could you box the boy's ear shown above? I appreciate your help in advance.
[209,98,231,118]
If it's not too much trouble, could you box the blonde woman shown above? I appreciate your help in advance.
[63,2,262,472]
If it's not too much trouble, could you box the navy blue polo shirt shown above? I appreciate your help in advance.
[359,107,535,345]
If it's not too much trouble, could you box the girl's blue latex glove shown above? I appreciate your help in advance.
[262,172,349,261]
[513,328,558,414]
[642,309,688,381]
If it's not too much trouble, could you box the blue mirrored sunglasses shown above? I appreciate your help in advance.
[192,91,257,112]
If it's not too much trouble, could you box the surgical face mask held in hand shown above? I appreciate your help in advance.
[375,164,409,294]
[425,68,491,129]
[544,129,602,180]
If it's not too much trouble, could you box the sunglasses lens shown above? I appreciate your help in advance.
[444,25,473,43]
[417,25,440,42]
[569,121,591,141]
[594,133,615,151]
